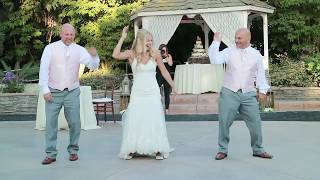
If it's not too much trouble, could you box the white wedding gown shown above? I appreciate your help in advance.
[119,58,171,159]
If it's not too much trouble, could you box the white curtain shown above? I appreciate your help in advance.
[142,15,183,49]
[201,12,247,47]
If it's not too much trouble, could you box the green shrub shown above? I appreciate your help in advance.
[270,57,315,87]
[80,63,125,90]
[305,53,320,87]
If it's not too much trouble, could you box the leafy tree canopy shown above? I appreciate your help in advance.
[0,0,146,69]
[268,0,320,59]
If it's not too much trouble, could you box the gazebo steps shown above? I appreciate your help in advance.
[163,93,320,115]
[164,93,219,115]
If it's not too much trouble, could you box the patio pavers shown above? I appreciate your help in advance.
[0,121,319,180]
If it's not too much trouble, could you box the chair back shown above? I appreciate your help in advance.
[105,76,115,99]
[92,76,116,124]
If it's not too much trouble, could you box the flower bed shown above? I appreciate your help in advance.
[1,71,24,93]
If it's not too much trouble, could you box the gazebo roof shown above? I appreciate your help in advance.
[131,0,275,19]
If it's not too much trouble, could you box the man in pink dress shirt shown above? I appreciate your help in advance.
[39,23,100,165]
[208,28,273,160]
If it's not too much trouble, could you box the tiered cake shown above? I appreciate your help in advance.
[187,36,209,64]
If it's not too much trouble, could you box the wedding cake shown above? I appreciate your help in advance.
[187,36,209,64]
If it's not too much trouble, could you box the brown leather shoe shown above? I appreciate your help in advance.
[253,152,273,159]
[42,157,56,165]
[69,154,78,161]
[215,152,227,160]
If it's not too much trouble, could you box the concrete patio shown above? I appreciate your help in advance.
[0,120,319,180]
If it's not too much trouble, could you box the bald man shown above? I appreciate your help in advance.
[39,23,100,165]
[208,28,273,160]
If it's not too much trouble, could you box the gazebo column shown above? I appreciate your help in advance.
[134,19,139,37]
[203,23,209,51]
[243,11,249,28]
[262,13,269,70]
[247,12,269,70]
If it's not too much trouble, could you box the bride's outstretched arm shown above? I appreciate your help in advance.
[112,26,132,62]
[155,52,177,94]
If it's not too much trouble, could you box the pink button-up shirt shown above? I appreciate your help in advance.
[39,40,100,94]
[208,41,269,94]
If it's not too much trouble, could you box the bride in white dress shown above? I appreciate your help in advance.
[112,26,177,160]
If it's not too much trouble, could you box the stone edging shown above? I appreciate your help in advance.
[272,87,320,100]
[0,87,319,115]
[0,90,122,115]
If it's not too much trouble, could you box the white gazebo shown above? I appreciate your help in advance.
[131,0,275,69]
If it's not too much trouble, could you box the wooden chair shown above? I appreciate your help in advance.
[92,78,115,125]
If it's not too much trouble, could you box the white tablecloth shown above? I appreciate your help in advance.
[35,86,100,130]
[174,64,225,94]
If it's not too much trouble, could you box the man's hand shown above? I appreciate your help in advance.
[43,92,53,102]
[88,47,98,57]
[214,32,222,42]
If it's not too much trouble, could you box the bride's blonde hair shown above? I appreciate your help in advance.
[131,29,156,62]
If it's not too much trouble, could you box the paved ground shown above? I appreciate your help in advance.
[0,121,319,180]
